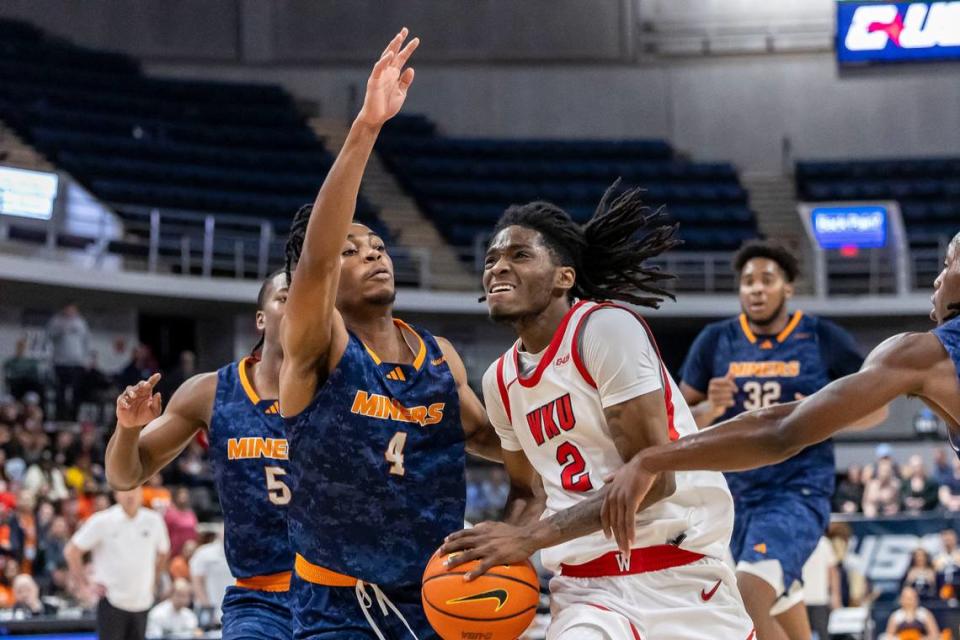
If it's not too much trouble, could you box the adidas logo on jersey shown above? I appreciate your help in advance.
[350,390,445,426]
[526,393,577,446]
[385,367,406,381]
[227,437,288,460]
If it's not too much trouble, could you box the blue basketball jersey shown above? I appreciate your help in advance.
[208,358,293,579]
[932,316,960,453]
[934,316,960,384]
[286,320,466,591]
[681,311,863,499]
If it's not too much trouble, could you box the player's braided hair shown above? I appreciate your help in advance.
[491,180,681,308]
[284,204,313,287]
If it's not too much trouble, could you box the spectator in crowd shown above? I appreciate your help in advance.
[115,345,158,392]
[863,457,902,517]
[11,574,55,617]
[36,515,69,592]
[938,456,960,512]
[932,448,952,487]
[23,451,69,503]
[156,351,196,403]
[8,491,38,574]
[935,528,960,602]
[0,558,15,607]
[145,578,197,640]
[174,442,211,488]
[189,524,230,624]
[903,548,938,600]
[65,488,169,640]
[168,539,197,582]
[46,304,90,421]
[75,351,111,411]
[141,475,171,512]
[902,455,939,513]
[163,488,197,558]
[834,465,865,513]
[3,338,45,402]
[884,586,939,640]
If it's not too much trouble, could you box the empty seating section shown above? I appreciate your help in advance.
[378,114,758,256]
[797,158,960,249]
[0,20,410,280]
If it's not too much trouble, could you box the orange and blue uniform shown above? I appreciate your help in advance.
[209,358,293,639]
[682,312,863,595]
[285,320,465,639]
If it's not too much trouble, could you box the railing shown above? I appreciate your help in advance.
[1,170,951,296]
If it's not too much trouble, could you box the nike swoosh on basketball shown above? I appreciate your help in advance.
[446,589,509,612]
[700,580,722,602]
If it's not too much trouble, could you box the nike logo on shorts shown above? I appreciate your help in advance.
[700,579,722,602]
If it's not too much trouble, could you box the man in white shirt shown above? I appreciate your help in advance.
[65,487,169,640]
[146,578,198,639]
[188,523,231,624]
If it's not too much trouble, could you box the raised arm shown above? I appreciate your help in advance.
[603,331,947,546]
[280,29,419,414]
[105,372,215,490]
[435,337,502,462]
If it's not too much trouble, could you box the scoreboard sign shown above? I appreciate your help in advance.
[837,1,960,64]
[811,204,888,249]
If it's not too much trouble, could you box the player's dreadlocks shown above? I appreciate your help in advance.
[250,268,287,357]
[491,180,681,308]
[284,204,313,287]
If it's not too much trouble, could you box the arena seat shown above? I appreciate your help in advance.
[377,114,758,257]
[0,19,416,283]
[797,158,960,250]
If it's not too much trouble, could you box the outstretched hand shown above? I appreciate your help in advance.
[601,457,658,555]
[357,28,419,128]
[116,373,162,429]
[439,521,537,581]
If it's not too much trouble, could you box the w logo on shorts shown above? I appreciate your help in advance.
[615,552,631,572]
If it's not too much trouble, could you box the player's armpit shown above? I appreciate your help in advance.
[105,372,216,490]
[436,337,502,462]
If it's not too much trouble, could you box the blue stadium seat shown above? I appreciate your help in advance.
[797,156,960,250]
[379,115,757,257]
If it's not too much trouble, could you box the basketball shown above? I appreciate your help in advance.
[422,548,540,640]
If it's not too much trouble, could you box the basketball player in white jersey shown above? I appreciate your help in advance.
[442,186,755,639]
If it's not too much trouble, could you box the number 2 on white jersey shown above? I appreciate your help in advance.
[386,431,408,476]
[265,466,291,505]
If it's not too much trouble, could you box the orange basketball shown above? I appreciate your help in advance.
[421,548,540,640]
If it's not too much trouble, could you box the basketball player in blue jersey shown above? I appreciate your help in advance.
[278,29,501,639]
[677,241,884,640]
[605,230,960,621]
[105,270,294,640]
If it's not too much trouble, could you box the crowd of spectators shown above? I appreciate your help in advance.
[834,447,960,516]
[0,387,225,634]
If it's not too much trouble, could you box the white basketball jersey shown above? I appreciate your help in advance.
[485,300,734,572]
